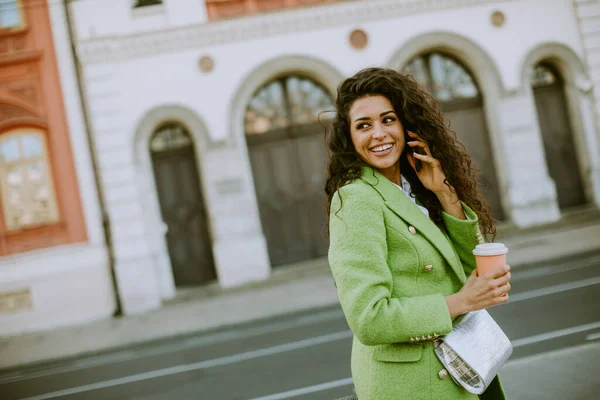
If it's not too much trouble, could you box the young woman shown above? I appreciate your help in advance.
[326,68,510,399]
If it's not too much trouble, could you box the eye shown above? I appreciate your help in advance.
[383,116,396,124]
[356,122,370,130]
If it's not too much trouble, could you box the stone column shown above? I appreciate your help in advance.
[498,91,560,227]
[576,86,600,208]
[201,145,271,288]
[574,0,600,208]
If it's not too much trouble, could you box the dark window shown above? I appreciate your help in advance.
[530,63,560,88]
[134,0,163,8]
[245,75,333,135]
[403,52,480,103]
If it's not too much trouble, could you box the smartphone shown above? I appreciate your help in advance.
[404,131,422,172]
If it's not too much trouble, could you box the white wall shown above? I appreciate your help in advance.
[68,0,600,314]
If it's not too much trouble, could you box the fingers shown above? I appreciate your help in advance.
[484,264,510,279]
[407,140,432,157]
[494,282,511,296]
[407,131,428,144]
[494,292,510,304]
[411,151,440,166]
[492,270,511,287]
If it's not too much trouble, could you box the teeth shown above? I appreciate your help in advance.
[372,144,393,153]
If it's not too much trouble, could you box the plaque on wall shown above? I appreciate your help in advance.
[215,178,244,195]
[0,289,33,314]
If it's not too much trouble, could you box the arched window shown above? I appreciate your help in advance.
[150,123,193,152]
[245,75,333,135]
[403,52,480,104]
[530,63,559,88]
[0,128,59,230]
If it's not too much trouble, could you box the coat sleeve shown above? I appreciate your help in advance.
[328,185,453,346]
[442,202,483,276]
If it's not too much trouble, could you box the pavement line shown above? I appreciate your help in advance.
[512,321,600,347]
[246,322,600,400]
[0,308,345,384]
[248,377,354,400]
[509,252,600,281]
[20,330,353,400]
[586,331,600,341]
[508,276,600,303]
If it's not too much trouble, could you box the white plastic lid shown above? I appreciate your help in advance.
[472,243,508,256]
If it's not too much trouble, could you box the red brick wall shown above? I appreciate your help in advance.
[0,0,87,255]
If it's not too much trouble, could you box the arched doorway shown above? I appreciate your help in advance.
[531,62,586,209]
[245,75,333,266]
[150,123,216,286]
[403,52,504,220]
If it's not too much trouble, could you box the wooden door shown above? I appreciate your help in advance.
[245,76,333,266]
[532,63,586,209]
[151,124,216,286]
[404,52,505,220]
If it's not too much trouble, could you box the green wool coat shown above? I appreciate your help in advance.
[328,167,506,400]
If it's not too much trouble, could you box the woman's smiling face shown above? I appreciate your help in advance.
[349,95,405,184]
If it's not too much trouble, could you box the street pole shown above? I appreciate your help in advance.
[62,0,123,316]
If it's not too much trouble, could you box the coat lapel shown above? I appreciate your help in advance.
[360,167,463,279]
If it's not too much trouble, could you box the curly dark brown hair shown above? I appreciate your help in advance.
[325,67,496,239]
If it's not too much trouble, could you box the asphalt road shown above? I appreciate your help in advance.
[1,251,599,400]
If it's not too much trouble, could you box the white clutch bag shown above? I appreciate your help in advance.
[433,309,513,395]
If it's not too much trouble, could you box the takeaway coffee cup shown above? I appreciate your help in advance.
[472,243,509,276]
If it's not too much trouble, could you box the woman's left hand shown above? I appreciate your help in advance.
[406,131,451,195]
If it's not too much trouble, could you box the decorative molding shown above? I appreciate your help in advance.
[490,10,506,27]
[349,28,368,50]
[7,81,37,105]
[0,49,42,67]
[199,55,215,73]
[76,0,514,64]
[0,101,38,121]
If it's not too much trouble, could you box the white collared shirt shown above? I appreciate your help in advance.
[394,176,430,218]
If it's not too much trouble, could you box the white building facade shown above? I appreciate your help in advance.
[61,0,600,318]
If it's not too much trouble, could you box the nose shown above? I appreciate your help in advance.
[372,123,386,139]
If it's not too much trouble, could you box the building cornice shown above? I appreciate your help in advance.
[77,0,513,65]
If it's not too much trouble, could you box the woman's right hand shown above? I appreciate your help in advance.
[446,265,511,317]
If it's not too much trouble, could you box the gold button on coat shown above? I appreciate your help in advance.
[408,226,417,235]
[438,369,448,380]
[424,264,433,271]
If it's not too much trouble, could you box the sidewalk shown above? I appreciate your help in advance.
[1,209,599,371]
